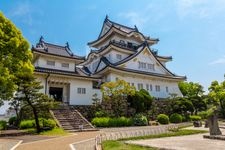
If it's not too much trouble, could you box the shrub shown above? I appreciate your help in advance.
[133,114,148,126]
[8,116,17,126]
[95,111,107,117]
[19,118,56,129]
[198,111,209,120]
[0,120,7,130]
[181,115,191,122]
[91,117,133,127]
[40,118,56,130]
[19,120,35,129]
[190,115,201,121]
[157,114,169,124]
[91,117,110,127]
[169,113,182,123]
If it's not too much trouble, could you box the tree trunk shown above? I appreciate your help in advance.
[32,106,41,133]
[207,113,222,135]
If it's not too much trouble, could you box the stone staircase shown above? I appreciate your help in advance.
[51,106,96,132]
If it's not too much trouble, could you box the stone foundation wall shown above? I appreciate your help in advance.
[70,105,96,121]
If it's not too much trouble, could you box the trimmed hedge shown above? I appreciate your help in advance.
[190,115,201,121]
[133,114,148,126]
[91,117,133,127]
[170,113,182,123]
[19,118,56,130]
[157,114,169,124]
[0,120,7,130]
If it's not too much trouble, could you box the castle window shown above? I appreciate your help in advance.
[146,84,149,91]
[148,64,155,70]
[155,85,160,92]
[116,54,122,60]
[62,63,69,68]
[138,83,143,90]
[47,60,55,66]
[131,83,135,87]
[150,84,153,91]
[77,88,86,94]
[166,86,169,92]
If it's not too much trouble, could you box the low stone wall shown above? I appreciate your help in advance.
[70,105,96,121]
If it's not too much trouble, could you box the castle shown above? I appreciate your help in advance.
[32,16,186,105]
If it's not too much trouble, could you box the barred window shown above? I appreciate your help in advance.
[77,88,86,94]
[116,54,122,60]
[47,60,55,66]
[166,86,169,92]
[138,83,143,90]
[62,63,69,68]
[155,85,160,92]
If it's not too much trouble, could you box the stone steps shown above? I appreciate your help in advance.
[51,107,96,132]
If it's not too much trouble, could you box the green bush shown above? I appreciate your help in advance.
[19,120,35,129]
[95,111,107,117]
[169,113,182,123]
[19,118,56,129]
[40,118,56,130]
[157,114,169,124]
[181,115,191,122]
[91,117,110,127]
[133,114,148,126]
[0,120,7,130]
[91,117,133,127]
[190,115,201,121]
[8,116,17,126]
[198,111,209,119]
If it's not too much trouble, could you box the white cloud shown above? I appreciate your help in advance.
[174,0,225,19]
[118,12,147,30]
[209,55,225,65]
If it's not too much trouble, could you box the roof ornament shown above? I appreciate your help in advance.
[134,25,139,31]
[66,42,70,49]
[39,36,44,43]
[104,15,108,22]
[65,42,74,56]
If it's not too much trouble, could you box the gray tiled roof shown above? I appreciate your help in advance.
[32,38,85,60]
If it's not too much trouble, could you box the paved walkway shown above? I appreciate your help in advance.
[16,131,99,150]
[0,138,21,150]
[127,127,225,150]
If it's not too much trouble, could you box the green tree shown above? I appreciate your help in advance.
[208,80,225,118]
[15,74,55,133]
[101,80,135,117]
[171,97,194,115]
[0,12,33,103]
[178,82,206,114]
[128,89,153,113]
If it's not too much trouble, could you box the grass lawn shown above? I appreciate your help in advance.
[25,128,68,136]
[102,129,208,150]
[102,141,157,150]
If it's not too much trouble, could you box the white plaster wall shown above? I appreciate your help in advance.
[35,56,76,72]
[34,74,46,93]
[105,50,129,64]
[69,79,101,105]
[107,72,182,98]
[123,49,167,75]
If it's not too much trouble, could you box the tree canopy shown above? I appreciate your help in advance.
[0,12,33,102]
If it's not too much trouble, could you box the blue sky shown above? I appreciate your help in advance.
[1,0,225,91]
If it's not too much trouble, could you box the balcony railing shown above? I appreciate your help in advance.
[110,40,138,50]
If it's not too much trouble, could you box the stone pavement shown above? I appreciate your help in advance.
[127,127,225,150]
[16,131,99,150]
[0,138,21,150]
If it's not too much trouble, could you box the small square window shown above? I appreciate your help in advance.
[116,54,122,60]
[47,60,55,66]
[62,63,69,68]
